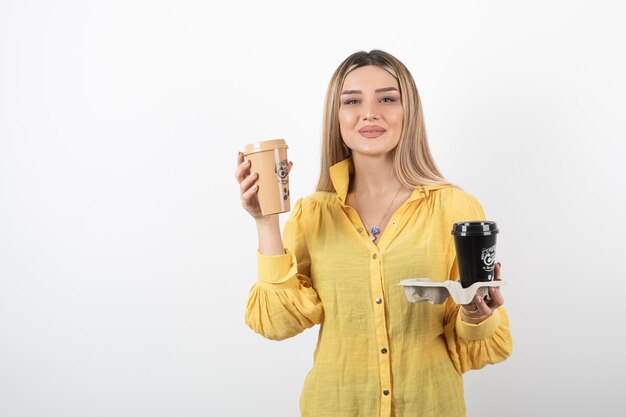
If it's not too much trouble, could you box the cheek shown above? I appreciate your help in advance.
[388,107,404,128]
[338,108,354,127]
[338,109,357,136]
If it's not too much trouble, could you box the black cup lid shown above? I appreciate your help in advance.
[451,221,499,236]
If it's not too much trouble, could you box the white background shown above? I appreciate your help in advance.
[1,0,625,416]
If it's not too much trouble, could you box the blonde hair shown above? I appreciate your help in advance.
[316,50,450,192]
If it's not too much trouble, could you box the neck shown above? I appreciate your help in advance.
[349,152,403,196]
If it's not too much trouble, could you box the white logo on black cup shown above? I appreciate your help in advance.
[481,245,496,278]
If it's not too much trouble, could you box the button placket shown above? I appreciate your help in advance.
[370,250,392,416]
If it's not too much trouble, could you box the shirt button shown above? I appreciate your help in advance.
[372,253,378,260]
[357,227,363,233]
[383,389,390,396]
[381,347,388,354]
[375,297,382,304]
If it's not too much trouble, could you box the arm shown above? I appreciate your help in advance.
[443,257,512,373]
[442,191,513,373]
[235,153,323,341]
[244,199,323,341]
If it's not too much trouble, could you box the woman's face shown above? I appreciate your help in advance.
[338,65,403,158]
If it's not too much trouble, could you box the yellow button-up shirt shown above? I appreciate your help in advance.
[245,158,512,417]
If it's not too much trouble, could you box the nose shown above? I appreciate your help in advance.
[362,100,380,121]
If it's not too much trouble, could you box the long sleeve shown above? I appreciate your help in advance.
[443,257,513,373]
[442,191,513,373]
[244,199,323,341]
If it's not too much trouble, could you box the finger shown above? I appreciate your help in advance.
[287,161,293,174]
[239,172,258,194]
[235,157,252,183]
[461,303,482,320]
[236,152,245,174]
[475,295,492,316]
[494,262,502,280]
[486,287,504,309]
[241,182,259,202]
[462,303,477,312]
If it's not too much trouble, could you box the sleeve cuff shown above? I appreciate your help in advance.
[456,308,501,341]
[257,248,299,285]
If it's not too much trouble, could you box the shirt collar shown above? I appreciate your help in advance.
[329,157,451,206]
[329,158,354,204]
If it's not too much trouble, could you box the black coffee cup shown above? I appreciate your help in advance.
[451,221,499,288]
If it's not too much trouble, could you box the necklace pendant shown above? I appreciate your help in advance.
[371,226,380,235]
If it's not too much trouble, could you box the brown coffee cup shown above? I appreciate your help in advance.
[243,139,290,216]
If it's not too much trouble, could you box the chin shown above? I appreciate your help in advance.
[353,149,395,158]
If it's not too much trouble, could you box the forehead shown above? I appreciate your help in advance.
[342,65,399,90]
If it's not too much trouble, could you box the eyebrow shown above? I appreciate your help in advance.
[341,87,399,95]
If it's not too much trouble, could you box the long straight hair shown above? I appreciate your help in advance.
[316,50,450,192]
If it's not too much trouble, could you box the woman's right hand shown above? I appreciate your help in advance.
[235,152,292,220]
[235,152,263,219]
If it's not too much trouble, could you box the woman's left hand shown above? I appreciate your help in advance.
[460,262,504,324]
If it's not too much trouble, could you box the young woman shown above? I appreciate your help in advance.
[235,50,512,417]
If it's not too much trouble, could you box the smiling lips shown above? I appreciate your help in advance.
[358,125,387,138]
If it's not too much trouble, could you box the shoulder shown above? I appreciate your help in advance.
[431,185,481,205]
[289,191,337,217]
[299,191,337,207]
[428,185,486,221]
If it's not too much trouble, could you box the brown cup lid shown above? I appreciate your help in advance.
[243,139,288,155]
